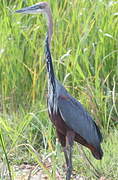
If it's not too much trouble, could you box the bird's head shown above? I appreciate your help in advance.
[16,2,49,14]
[16,2,53,46]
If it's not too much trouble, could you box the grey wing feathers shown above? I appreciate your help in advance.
[58,94,102,147]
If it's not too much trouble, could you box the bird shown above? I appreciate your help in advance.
[16,2,103,180]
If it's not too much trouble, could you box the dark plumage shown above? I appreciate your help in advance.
[45,36,103,161]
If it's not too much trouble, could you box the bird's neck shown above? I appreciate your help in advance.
[45,7,53,47]
[45,35,55,95]
[45,7,56,95]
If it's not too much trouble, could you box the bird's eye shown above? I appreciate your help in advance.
[39,4,45,9]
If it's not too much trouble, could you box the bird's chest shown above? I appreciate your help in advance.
[47,82,58,114]
[47,80,67,134]
[48,104,67,135]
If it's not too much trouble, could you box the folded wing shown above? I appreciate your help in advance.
[58,95,102,148]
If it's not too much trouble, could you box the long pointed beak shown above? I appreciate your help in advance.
[16,4,43,14]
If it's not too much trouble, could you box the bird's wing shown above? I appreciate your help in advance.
[58,95,102,147]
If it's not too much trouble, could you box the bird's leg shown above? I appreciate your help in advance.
[56,130,69,166]
[66,144,73,180]
[63,146,69,167]
[65,131,75,180]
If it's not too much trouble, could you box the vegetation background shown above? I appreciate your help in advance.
[0,0,118,179]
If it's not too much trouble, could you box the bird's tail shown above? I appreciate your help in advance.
[91,146,103,160]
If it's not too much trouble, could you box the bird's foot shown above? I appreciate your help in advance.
[66,165,72,180]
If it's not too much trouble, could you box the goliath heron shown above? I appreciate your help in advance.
[16,2,103,180]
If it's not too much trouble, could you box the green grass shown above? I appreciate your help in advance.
[0,0,118,179]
